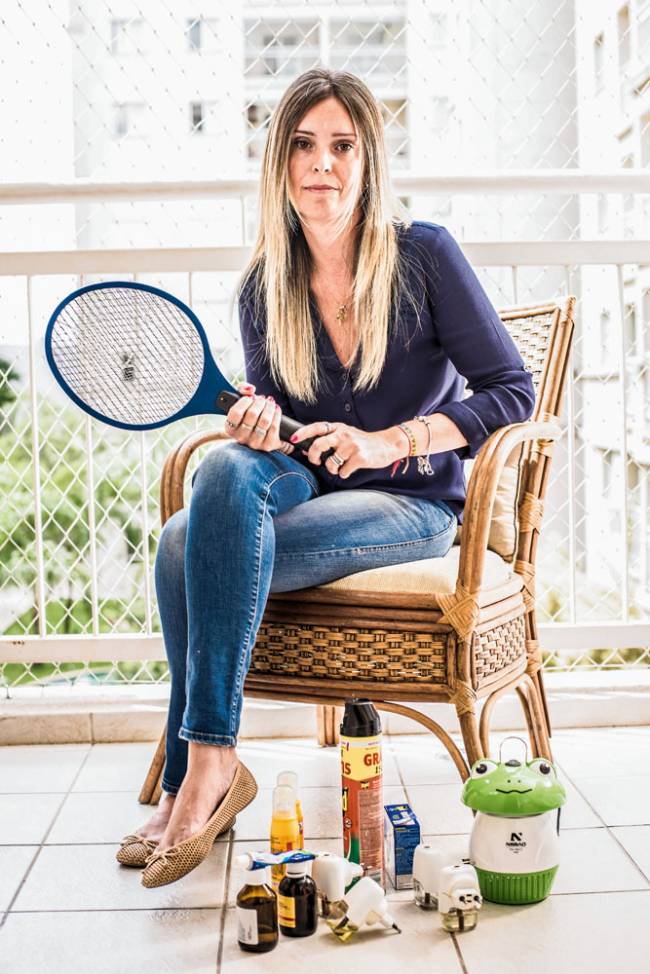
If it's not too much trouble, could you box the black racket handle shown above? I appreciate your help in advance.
[216,390,336,461]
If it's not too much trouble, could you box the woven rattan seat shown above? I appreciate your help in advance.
[139,296,575,800]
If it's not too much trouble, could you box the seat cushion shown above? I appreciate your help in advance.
[308,542,515,604]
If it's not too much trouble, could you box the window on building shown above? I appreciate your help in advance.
[643,289,650,357]
[600,308,612,364]
[110,18,146,56]
[186,17,220,53]
[617,5,630,66]
[594,32,605,93]
[624,303,638,357]
[245,21,319,78]
[190,102,204,133]
[603,449,615,500]
[639,1,650,64]
[597,193,608,234]
[641,112,650,167]
[381,99,409,163]
[431,13,448,45]
[113,102,149,139]
[246,103,273,160]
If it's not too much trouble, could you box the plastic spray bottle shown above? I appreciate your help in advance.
[270,784,301,891]
[276,770,304,848]
[340,698,384,886]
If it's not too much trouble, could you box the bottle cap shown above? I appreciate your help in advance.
[277,770,299,792]
[272,784,296,814]
[242,865,270,885]
[340,699,381,737]
[285,860,310,877]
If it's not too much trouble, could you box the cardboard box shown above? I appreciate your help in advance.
[384,803,421,890]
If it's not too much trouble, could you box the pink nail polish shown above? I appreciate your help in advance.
[290,434,298,442]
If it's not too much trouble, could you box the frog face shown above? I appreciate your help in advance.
[462,756,566,816]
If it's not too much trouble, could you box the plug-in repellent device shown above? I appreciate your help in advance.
[327,876,401,942]
[311,852,364,918]
[461,737,567,904]
[340,699,384,887]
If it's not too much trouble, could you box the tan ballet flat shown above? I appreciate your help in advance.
[141,762,257,888]
[117,815,236,868]
[116,833,159,868]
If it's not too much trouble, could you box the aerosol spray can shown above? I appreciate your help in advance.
[340,698,384,887]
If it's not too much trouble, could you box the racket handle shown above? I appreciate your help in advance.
[216,390,336,462]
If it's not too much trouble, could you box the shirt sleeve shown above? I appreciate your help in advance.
[238,285,295,419]
[422,225,536,461]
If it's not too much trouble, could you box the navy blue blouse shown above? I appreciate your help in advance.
[238,220,535,525]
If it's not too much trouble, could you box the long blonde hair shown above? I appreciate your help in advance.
[235,68,422,405]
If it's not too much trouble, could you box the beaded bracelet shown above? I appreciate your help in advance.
[390,417,434,478]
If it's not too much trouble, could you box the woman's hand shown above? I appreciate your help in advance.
[225,382,295,455]
[290,421,402,479]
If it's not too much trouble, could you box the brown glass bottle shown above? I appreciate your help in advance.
[278,862,318,937]
[236,868,278,953]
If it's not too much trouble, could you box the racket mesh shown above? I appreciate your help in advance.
[50,287,205,425]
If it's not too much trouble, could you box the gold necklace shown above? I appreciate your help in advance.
[335,302,350,323]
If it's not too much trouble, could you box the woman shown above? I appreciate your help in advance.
[118,68,535,888]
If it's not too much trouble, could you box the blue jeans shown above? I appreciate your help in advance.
[154,442,458,795]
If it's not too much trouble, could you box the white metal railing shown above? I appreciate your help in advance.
[1,172,649,679]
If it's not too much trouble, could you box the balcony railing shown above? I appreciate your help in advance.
[1,171,649,688]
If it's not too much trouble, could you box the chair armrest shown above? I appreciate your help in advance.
[457,418,562,594]
[160,429,231,525]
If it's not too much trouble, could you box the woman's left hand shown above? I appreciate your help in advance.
[290,422,400,480]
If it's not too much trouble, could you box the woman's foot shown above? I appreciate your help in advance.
[133,791,176,843]
[155,743,239,852]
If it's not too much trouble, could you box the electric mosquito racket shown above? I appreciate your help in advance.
[43,280,334,460]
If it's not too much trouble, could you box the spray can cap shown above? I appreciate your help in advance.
[340,698,381,736]
[277,770,299,792]
[272,784,297,814]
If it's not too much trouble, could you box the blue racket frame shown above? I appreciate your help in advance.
[44,280,238,432]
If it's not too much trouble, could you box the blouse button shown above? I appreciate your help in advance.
[344,403,352,412]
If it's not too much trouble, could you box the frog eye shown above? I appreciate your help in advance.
[470,759,498,778]
[529,758,554,776]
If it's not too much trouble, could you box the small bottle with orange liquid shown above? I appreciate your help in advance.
[276,771,304,848]
[270,784,301,892]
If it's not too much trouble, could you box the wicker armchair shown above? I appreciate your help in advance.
[139,295,576,805]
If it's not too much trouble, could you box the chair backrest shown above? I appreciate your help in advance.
[453,296,576,563]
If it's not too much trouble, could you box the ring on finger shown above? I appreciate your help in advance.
[331,451,345,467]
[253,427,266,435]
[241,422,254,430]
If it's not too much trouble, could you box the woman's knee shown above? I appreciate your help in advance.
[155,507,189,578]
[191,441,280,494]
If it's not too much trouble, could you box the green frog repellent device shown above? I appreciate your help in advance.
[461,737,567,905]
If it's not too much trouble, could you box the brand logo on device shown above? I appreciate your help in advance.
[506,831,527,851]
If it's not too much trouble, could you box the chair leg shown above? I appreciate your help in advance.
[454,684,484,768]
[316,704,340,747]
[139,723,167,805]
[516,674,553,761]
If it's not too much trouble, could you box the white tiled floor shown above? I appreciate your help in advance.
[1,728,649,973]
